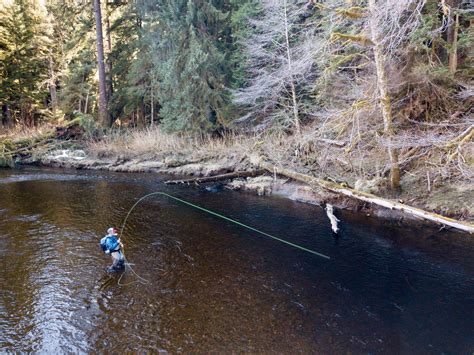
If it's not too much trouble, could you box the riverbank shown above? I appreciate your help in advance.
[1,126,473,227]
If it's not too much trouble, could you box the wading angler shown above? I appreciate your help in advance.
[100,227,125,272]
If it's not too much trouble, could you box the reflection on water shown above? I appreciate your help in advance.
[0,167,473,353]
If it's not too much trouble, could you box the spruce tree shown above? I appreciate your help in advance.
[108,1,144,123]
[56,2,97,117]
[139,0,232,132]
[228,0,261,89]
[0,0,50,127]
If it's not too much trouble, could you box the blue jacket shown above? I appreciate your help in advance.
[100,235,120,254]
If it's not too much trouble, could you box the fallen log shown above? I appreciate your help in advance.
[1,138,55,157]
[251,156,474,234]
[165,169,266,185]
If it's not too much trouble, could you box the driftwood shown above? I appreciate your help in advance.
[252,156,474,234]
[325,204,340,234]
[165,170,266,185]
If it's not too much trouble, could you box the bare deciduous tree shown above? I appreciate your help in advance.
[367,0,426,189]
[234,0,324,133]
[300,0,427,189]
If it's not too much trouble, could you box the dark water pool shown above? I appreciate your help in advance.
[0,167,473,353]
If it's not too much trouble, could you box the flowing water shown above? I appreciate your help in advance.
[0,167,473,353]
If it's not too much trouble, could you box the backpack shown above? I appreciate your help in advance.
[100,236,120,253]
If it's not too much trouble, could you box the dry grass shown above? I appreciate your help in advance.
[87,128,183,158]
[87,127,260,161]
[3,120,468,193]
[87,125,376,181]
[0,123,55,141]
[87,125,472,186]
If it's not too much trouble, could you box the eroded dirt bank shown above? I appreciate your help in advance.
[25,148,473,229]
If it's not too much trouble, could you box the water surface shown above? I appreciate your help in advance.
[0,167,473,353]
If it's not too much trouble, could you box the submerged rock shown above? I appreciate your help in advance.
[205,183,224,193]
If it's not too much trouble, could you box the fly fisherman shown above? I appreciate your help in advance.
[100,227,125,272]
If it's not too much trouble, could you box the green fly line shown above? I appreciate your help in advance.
[118,191,330,285]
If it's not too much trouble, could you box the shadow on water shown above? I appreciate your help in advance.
[0,167,473,353]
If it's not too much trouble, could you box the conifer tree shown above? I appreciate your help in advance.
[139,0,232,132]
[0,0,50,127]
[93,0,110,127]
[228,0,261,89]
[108,1,144,123]
[56,1,96,117]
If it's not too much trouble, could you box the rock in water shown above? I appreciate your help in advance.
[205,183,224,193]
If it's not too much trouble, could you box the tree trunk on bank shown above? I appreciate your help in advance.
[105,9,114,124]
[444,0,461,72]
[368,0,400,190]
[93,0,110,127]
[448,12,459,73]
[48,52,58,113]
[150,86,154,127]
[139,100,146,128]
[84,91,89,115]
[283,0,301,134]
[165,170,266,185]
[1,105,13,128]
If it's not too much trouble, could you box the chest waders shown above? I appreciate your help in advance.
[108,250,125,272]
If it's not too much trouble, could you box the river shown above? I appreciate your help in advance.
[0,167,473,353]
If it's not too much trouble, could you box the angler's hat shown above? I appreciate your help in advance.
[107,227,118,235]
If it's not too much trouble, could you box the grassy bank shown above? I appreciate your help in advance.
[1,126,472,223]
[84,127,473,222]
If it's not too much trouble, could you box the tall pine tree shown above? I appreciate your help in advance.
[0,0,50,127]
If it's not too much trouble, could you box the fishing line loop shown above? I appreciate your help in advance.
[117,191,330,285]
